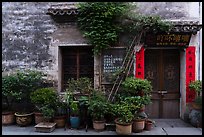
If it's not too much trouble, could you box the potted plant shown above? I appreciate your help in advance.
[113,100,134,135]
[69,100,80,129]
[121,77,152,97]
[31,87,58,132]
[88,90,108,131]
[2,74,22,125]
[53,101,67,128]
[30,87,58,125]
[35,105,57,132]
[144,119,154,131]
[65,77,94,129]
[120,76,152,114]
[66,77,93,96]
[122,96,147,133]
[189,80,202,110]
[7,70,44,126]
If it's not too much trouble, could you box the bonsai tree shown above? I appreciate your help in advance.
[39,105,55,122]
[30,87,58,112]
[121,77,153,97]
[30,87,58,123]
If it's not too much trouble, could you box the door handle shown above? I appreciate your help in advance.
[158,90,168,95]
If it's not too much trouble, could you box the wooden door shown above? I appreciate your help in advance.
[144,49,180,118]
[61,47,94,91]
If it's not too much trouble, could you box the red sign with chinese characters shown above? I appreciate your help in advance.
[135,47,144,79]
[186,46,196,103]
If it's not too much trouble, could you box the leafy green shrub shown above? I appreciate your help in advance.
[70,101,80,116]
[88,90,108,121]
[2,75,22,111]
[113,101,134,124]
[2,70,44,111]
[189,80,202,96]
[40,105,55,121]
[66,77,93,95]
[121,77,152,96]
[77,2,128,55]
[30,87,58,111]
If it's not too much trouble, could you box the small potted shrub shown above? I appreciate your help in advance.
[189,80,202,110]
[31,88,58,132]
[88,90,108,131]
[10,70,44,126]
[66,77,93,96]
[53,101,67,128]
[113,100,134,135]
[30,87,58,125]
[122,96,146,133]
[69,100,80,129]
[121,77,152,96]
[35,104,57,133]
[2,74,22,125]
[65,77,94,129]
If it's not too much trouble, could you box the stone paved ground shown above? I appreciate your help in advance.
[2,119,202,135]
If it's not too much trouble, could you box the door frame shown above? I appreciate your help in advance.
[142,47,186,119]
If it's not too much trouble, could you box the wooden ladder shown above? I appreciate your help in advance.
[107,33,143,102]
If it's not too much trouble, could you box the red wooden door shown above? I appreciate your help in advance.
[144,49,180,118]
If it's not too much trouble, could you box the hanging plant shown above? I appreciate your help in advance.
[77,2,128,55]
[77,2,173,55]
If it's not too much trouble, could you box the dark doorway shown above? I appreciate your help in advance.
[61,46,94,91]
[144,49,180,118]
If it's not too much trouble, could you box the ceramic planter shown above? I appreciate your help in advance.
[70,116,80,128]
[2,111,15,125]
[144,119,153,130]
[93,120,105,131]
[54,115,66,128]
[34,112,44,124]
[115,119,133,135]
[132,118,145,133]
[15,112,33,126]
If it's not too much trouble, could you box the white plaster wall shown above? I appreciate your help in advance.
[198,2,202,80]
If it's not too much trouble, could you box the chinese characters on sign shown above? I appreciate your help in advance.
[135,47,144,79]
[145,33,192,47]
[103,55,123,73]
[186,46,196,103]
[102,48,126,82]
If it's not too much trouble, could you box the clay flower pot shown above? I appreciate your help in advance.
[115,118,133,135]
[132,118,145,133]
[2,111,15,125]
[93,120,106,131]
[145,119,153,130]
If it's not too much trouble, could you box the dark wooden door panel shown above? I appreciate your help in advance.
[145,100,159,118]
[145,49,180,118]
[163,100,179,118]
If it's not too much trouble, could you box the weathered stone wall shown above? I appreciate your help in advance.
[2,2,57,73]
[135,2,198,20]
[2,2,200,82]
[2,2,87,82]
